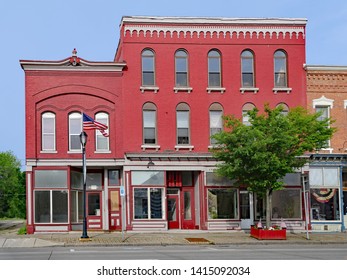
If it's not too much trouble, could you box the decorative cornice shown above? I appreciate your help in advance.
[124,24,305,39]
[121,16,306,40]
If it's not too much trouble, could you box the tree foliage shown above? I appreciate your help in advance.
[0,151,26,218]
[211,104,336,227]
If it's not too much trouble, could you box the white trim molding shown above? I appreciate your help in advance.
[312,95,334,108]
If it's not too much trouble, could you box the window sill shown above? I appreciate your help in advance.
[175,145,194,151]
[273,87,292,94]
[240,87,259,94]
[94,150,111,154]
[140,86,159,93]
[141,144,160,151]
[206,87,226,94]
[40,150,57,154]
[67,150,82,154]
[173,87,193,93]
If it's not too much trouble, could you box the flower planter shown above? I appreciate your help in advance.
[250,227,286,240]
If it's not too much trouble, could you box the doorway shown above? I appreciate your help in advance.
[240,191,253,229]
[167,187,195,229]
[108,189,122,231]
[87,192,102,230]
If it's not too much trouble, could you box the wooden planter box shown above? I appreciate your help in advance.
[250,227,286,240]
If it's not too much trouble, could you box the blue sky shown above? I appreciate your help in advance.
[1,0,347,168]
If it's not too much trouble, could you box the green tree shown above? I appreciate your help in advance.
[211,104,335,228]
[0,151,26,218]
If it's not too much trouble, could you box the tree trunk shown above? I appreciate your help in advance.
[265,189,272,229]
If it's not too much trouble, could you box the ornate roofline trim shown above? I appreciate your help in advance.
[123,24,305,39]
[121,16,307,25]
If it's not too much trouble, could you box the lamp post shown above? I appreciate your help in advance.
[79,131,89,240]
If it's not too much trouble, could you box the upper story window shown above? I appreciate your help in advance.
[41,112,56,152]
[208,50,221,87]
[95,112,109,151]
[276,103,290,116]
[209,103,223,145]
[176,103,190,145]
[69,112,82,151]
[175,50,188,87]
[274,50,288,87]
[143,102,157,145]
[242,103,256,126]
[241,50,255,87]
[142,49,155,86]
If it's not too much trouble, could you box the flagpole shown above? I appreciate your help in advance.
[80,112,89,240]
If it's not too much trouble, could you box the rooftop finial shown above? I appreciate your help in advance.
[72,48,77,57]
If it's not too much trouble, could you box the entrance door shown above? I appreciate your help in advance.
[167,193,179,229]
[181,187,195,229]
[240,191,253,229]
[87,192,102,230]
[109,189,122,231]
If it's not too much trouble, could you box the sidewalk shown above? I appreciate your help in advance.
[1,220,347,248]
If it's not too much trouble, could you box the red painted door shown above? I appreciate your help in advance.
[181,187,195,229]
[109,189,122,231]
[167,194,179,229]
[87,192,102,230]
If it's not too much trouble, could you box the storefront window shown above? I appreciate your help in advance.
[35,170,67,188]
[206,172,234,186]
[310,188,340,221]
[208,188,238,219]
[70,190,83,223]
[132,171,165,186]
[108,170,120,186]
[86,173,102,190]
[34,190,68,223]
[71,171,82,189]
[134,188,163,219]
[271,188,301,219]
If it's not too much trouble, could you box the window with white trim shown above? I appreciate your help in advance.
[142,49,155,86]
[176,103,190,145]
[42,112,56,151]
[143,103,157,144]
[175,49,188,87]
[95,112,109,151]
[134,187,164,219]
[241,50,255,87]
[274,50,288,87]
[209,103,223,145]
[242,103,255,126]
[69,112,82,151]
[208,50,221,87]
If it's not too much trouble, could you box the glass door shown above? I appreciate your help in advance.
[240,191,253,229]
[181,187,195,229]
[87,192,102,230]
[167,189,180,229]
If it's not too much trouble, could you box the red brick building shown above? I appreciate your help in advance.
[21,16,308,233]
[306,65,347,231]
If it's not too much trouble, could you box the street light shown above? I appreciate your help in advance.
[79,131,89,240]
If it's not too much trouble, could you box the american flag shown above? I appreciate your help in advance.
[83,113,109,137]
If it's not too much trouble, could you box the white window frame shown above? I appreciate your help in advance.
[41,112,56,152]
[95,112,109,152]
[68,112,82,152]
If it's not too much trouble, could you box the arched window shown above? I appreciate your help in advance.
[143,102,157,144]
[69,112,82,151]
[241,50,255,87]
[95,112,109,151]
[276,103,290,115]
[42,112,56,151]
[274,50,288,87]
[209,103,223,145]
[208,50,221,87]
[142,49,155,86]
[176,103,190,145]
[242,103,256,126]
[175,49,188,87]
